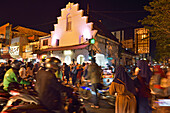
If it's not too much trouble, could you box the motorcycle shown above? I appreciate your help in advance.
[1,89,86,113]
[79,80,116,106]
[0,84,12,111]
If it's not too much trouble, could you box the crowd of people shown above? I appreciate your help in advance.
[0,59,90,87]
[109,60,170,113]
[0,58,169,113]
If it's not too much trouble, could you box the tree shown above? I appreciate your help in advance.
[139,0,170,62]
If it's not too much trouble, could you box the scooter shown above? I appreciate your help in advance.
[1,89,86,113]
[79,80,116,106]
[0,84,12,111]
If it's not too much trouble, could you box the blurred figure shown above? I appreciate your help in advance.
[3,60,30,91]
[26,62,33,78]
[19,63,26,79]
[35,57,73,113]
[5,60,12,72]
[134,60,152,113]
[63,63,70,84]
[152,65,168,96]
[76,64,83,86]
[0,63,5,80]
[71,63,78,86]
[82,63,88,79]
[33,63,39,75]
[109,65,136,113]
[86,57,102,108]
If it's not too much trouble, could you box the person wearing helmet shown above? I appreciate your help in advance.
[2,60,30,91]
[35,57,73,113]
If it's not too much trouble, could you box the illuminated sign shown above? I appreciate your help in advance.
[2,47,10,54]
[9,46,19,56]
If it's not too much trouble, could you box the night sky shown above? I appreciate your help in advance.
[0,0,151,33]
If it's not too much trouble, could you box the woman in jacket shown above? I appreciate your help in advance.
[109,65,136,113]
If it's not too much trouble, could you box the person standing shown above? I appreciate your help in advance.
[63,63,70,84]
[76,64,83,86]
[134,60,152,113]
[32,63,40,76]
[109,65,137,113]
[86,57,102,108]
[71,63,78,87]
[19,64,26,79]
[26,62,33,78]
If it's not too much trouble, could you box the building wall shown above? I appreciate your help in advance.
[121,39,133,49]
[0,23,10,39]
[95,34,119,66]
[51,2,97,47]
[111,30,124,42]
[39,35,51,50]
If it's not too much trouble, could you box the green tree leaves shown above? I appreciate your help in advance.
[139,0,170,62]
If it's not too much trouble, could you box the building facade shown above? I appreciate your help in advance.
[39,2,119,67]
[0,24,49,62]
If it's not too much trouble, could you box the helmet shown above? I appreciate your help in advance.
[11,60,22,70]
[45,57,61,70]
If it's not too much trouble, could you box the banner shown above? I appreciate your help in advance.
[9,46,19,56]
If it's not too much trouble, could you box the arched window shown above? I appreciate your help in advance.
[77,55,85,65]
[64,56,71,65]
[66,14,72,31]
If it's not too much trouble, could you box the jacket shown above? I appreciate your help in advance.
[86,63,102,84]
[3,68,30,91]
[35,69,73,110]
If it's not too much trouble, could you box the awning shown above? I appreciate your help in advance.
[1,54,12,59]
[42,43,89,51]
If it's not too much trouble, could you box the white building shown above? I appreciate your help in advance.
[40,2,119,67]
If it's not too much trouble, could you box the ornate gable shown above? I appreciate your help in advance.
[51,2,97,47]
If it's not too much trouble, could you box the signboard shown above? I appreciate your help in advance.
[2,47,9,54]
[25,45,33,52]
[9,46,19,56]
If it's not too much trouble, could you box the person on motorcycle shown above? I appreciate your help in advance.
[35,57,74,113]
[2,60,30,91]
[85,57,102,109]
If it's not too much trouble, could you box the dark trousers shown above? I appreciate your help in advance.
[137,97,152,113]
[72,74,77,86]
[92,83,101,106]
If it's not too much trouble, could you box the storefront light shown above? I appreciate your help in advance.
[64,50,72,55]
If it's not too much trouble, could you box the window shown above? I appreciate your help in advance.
[43,39,48,46]
[66,14,72,31]
[56,39,59,46]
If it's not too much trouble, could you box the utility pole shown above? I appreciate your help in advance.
[87,2,89,15]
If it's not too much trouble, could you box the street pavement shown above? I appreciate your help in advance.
[83,97,115,113]
[82,96,170,113]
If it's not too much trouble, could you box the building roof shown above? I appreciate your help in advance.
[12,26,49,36]
[88,15,119,42]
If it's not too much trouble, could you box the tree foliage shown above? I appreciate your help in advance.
[139,0,170,62]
